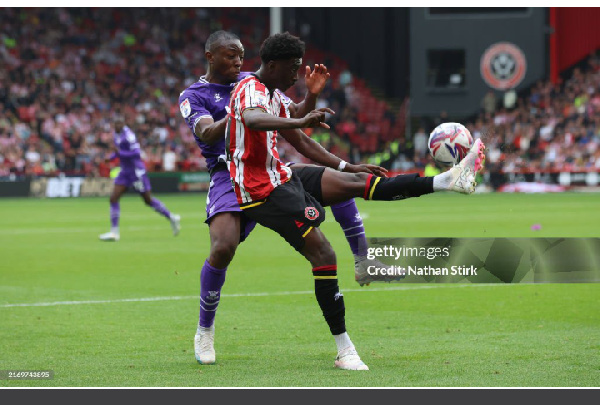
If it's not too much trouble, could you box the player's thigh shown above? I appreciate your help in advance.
[140,190,153,205]
[301,227,336,267]
[208,212,242,251]
[320,168,370,205]
[242,178,325,254]
[110,184,128,202]
[288,162,315,169]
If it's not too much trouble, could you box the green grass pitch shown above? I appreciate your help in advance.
[1,192,599,387]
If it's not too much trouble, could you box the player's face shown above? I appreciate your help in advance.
[273,58,302,91]
[114,122,124,133]
[209,40,245,82]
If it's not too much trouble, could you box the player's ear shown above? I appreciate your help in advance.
[206,51,213,65]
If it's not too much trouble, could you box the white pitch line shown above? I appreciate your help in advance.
[0,284,511,308]
[0,225,176,236]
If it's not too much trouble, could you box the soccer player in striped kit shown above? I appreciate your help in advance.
[178,31,386,366]
[227,33,485,370]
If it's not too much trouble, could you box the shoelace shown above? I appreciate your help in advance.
[338,349,361,362]
[198,331,214,352]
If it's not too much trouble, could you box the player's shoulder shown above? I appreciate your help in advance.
[237,71,254,81]
[179,79,211,102]
[274,89,292,104]
[232,74,260,95]
[122,126,136,140]
[237,74,259,87]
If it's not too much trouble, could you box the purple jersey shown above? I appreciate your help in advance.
[114,126,146,174]
[178,72,252,172]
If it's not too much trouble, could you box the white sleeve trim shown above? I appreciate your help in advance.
[193,115,214,132]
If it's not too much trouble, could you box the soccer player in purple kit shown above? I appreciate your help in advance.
[179,31,384,365]
[99,118,181,241]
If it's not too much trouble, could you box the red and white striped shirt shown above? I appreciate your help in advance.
[227,75,293,205]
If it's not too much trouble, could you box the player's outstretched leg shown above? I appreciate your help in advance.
[99,184,127,241]
[195,212,243,365]
[302,228,369,370]
[321,139,487,205]
[142,192,181,236]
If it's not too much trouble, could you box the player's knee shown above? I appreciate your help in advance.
[210,240,237,266]
[314,239,336,266]
[109,195,119,204]
[143,197,152,206]
[351,172,371,183]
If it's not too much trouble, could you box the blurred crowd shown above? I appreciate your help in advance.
[0,7,401,178]
[0,8,268,177]
[410,52,600,174]
[2,8,598,179]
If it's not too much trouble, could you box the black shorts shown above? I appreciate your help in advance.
[241,166,326,252]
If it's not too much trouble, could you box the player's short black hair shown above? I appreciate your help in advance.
[259,32,305,63]
[205,30,240,53]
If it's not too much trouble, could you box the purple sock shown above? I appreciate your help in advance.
[150,197,171,219]
[330,199,368,257]
[198,260,227,328]
[110,201,120,229]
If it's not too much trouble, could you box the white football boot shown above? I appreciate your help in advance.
[99,231,120,241]
[447,139,486,195]
[334,346,369,371]
[194,325,216,365]
[170,214,181,236]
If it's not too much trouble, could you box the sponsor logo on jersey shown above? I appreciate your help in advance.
[180,98,191,118]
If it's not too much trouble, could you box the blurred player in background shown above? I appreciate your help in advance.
[98,118,181,241]
[178,30,384,366]
[227,32,486,370]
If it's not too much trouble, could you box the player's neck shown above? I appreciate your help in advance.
[205,71,234,86]
[254,68,275,93]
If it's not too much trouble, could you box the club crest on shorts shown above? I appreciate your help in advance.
[305,207,319,221]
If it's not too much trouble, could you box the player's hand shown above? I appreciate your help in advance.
[301,108,335,129]
[345,163,388,177]
[305,64,330,96]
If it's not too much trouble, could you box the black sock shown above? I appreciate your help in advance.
[313,265,346,335]
[364,173,434,201]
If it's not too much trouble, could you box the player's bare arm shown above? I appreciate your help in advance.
[195,116,228,145]
[242,107,333,131]
[289,64,330,118]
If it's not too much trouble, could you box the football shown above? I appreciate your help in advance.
[428,122,474,166]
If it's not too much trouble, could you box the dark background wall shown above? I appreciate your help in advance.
[285,8,586,119]
[409,7,547,117]
[284,8,410,100]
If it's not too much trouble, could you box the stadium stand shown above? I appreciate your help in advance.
[1,8,598,180]
[0,8,402,178]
